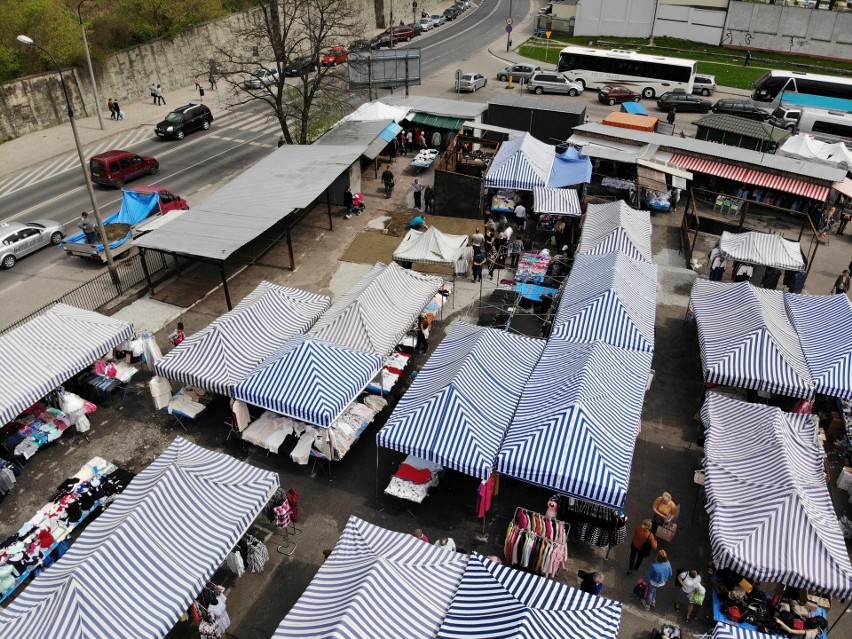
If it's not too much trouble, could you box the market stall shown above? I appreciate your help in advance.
[718,231,805,272]
[577,201,653,264]
[701,392,852,596]
[0,304,134,426]
[392,226,468,273]
[153,282,330,396]
[376,322,544,481]
[551,251,658,353]
[497,340,652,510]
[0,437,279,639]
[483,133,556,192]
[690,281,814,399]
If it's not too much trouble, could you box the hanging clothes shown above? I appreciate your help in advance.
[225,550,244,578]
[243,535,270,573]
[477,476,494,519]
[558,497,627,548]
[503,507,569,578]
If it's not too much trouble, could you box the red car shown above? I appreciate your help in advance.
[597,84,641,106]
[322,46,349,66]
[129,185,189,214]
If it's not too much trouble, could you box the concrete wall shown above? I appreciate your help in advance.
[0,3,379,140]
[655,5,726,45]
[574,0,656,38]
[723,2,852,59]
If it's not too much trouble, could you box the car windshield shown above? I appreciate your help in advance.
[165,112,185,123]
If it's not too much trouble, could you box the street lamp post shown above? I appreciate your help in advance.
[77,0,104,130]
[17,35,115,269]
[507,0,514,52]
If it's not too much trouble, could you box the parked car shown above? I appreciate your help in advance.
[527,72,582,96]
[154,103,212,140]
[348,39,373,52]
[419,17,434,31]
[129,185,189,214]
[372,25,415,48]
[321,46,349,66]
[692,74,716,96]
[0,220,65,269]
[284,55,319,77]
[496,63,541,83]
[457,72,487,92]
[768,106,802,132]
[712,99,771,121]
[431,14,446,27]
[243,68,279,89]
[90,150,159,188]
[406,22,423,37]
[443,7,460,20]
[597,84,641,105]
[454,1,468,11]
[657,91,712,112]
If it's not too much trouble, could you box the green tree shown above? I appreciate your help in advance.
[0,0,80,78]
[117,0,226,42]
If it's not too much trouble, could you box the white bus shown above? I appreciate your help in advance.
[752,69,852,103]
[557,47,697,99]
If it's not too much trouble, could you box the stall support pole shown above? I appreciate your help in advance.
[220,262,232,310]
[171,252,182,276]
[325,187,333,231]
[139,248,155,295]
[375,446,380,501]
[285,218,295,270]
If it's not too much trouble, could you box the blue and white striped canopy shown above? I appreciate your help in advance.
[0,437,279,639]
[377,322,545,480]
[532,187,582,216]
[711,623,785,639]
[436,553,622,639]
[484,134,555,191]
[551,251,657,352]
[718,231,805,272]
[702,392,852,596]
[691,280,814,398]
[0,304,134,425]
[273,516,468,639]
[154,282,330,396]
[309,262,443,356]
[233,334,383,428]
[786,292,852,399]
[576,201,653,263]
[497,341,652,509]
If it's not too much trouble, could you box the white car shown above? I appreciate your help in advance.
[243,68,279,89]
[431,14,446,27]
[419,17,433,31]
[457,72,487,92]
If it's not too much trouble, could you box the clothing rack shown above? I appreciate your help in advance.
[272,495,301,556]
[504,506,569,578]
[557,494,627,558]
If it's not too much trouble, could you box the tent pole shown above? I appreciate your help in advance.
[139,248,155,295]
[326,187,333,231]
[220,262,232,310]
[285,217,295,270]
[375,444,380,501]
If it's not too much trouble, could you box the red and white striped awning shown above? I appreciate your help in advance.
[669,155,748,181]
[741,170,828,201]
[833,177,852,200]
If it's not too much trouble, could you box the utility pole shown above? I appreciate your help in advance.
[506,0,514,51]
[77,0,104,130]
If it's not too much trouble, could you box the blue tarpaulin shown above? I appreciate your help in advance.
[547,147,592,188]
[61,190,160,251]
[621,102,648,116]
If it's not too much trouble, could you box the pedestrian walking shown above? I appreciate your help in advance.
[513,201,526,230]
[675,569,703,623]
[398,130,408,155]
[382,167,395,199]
[472,250,486,283]
[107,98,116,120]
[412,178,424,210]
[343,186,354,219]
[77,212,97,245]
[149,83,157,104]
[627,519,657,575]
[578,570,604,596]
[667,107,677,126]
[650,492,677,534]
[642,550,672,610]
[155,84,166,105]
[837,207,850,236]
[113,98,123,120]
[744,50,751,66]
[833,270,850,295]
[406,129,413,149]
[424,185,434,214]
[194,76,202,93]
[470,228,484,250]
[433,536,456,552]
[209,73,217,90]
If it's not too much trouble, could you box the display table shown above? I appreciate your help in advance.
[711,586,827,638]
[1,407,72,462]
[491,190,516,213]
[514,252,551,284]
[410,149,439,173]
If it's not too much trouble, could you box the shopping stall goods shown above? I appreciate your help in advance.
[436,552,622,639]
[392,227,468,267]
[0,304,134,426]
[503,507,569,578]
[718,231,805,272]
[532,186,581,217]
[551,251,657,353]
[234,335,383,428]
[154,282,330,396]
[576,201,653,264]
[308,262,443,356]
[497,340,652,510]
[785,293,852,400]
[273,516,468,639]
[0,437,279,639]
[701,392,852,596]
[377,322,545,480]
[690,281,814,399]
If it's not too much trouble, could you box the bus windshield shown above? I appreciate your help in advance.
[752,70,852,103]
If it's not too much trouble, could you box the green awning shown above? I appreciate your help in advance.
[409,112,466,130]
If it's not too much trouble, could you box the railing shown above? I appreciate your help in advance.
[0,250,173,335]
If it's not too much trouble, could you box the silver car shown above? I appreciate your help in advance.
[243,68,279,89]
[431,14,446,27]
[527,72,583,96]
[496,63,541,83]
[457,72,487,92]
[0,220,65,269]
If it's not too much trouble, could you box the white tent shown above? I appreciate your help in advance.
[718,231,805,271]
[339,101,409,124]
[778,134,823,160]
[393,227,468,267]
[821,141,852,167]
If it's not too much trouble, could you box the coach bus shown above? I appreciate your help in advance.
[752,70,852,104]
[557,47,697,99]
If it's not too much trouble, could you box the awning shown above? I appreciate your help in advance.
[568,135,642,163]
[637,165,667,191]
[669,154,748,181]
[833,176,852,199]
[409,112,465,130]
[639,158,693,182]
[533,186,582,216]
[365,121,404,159]
[742,169,828,201]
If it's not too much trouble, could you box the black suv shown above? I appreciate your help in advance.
[284,55,319,77]
[155,103,213,140]
[444,6,460,20]
[657,91,712,113]
[711,99,771,121]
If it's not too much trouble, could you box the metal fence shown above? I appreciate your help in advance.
[0,251,173,335]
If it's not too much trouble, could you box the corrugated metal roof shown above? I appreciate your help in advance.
[316,119,390,147]
[380,95,488,119]
[135,145,362,260]
[695,114,788,142]
[409,112,466,129]
[488,94,586,115]
[573,123,846,183]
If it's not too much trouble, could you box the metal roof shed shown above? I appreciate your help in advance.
[135,145,362,308]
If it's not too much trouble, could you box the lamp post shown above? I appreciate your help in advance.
[17,35,115,269]
[506,0,514,52]
[412,1,418,24]
[77,0,104,130]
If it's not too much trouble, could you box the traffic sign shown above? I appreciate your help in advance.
[506,17,513,26]
[505,25,512,33]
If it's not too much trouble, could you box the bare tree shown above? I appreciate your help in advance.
[209,0,367,144]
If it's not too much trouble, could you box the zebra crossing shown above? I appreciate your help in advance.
[0,110,282,199]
